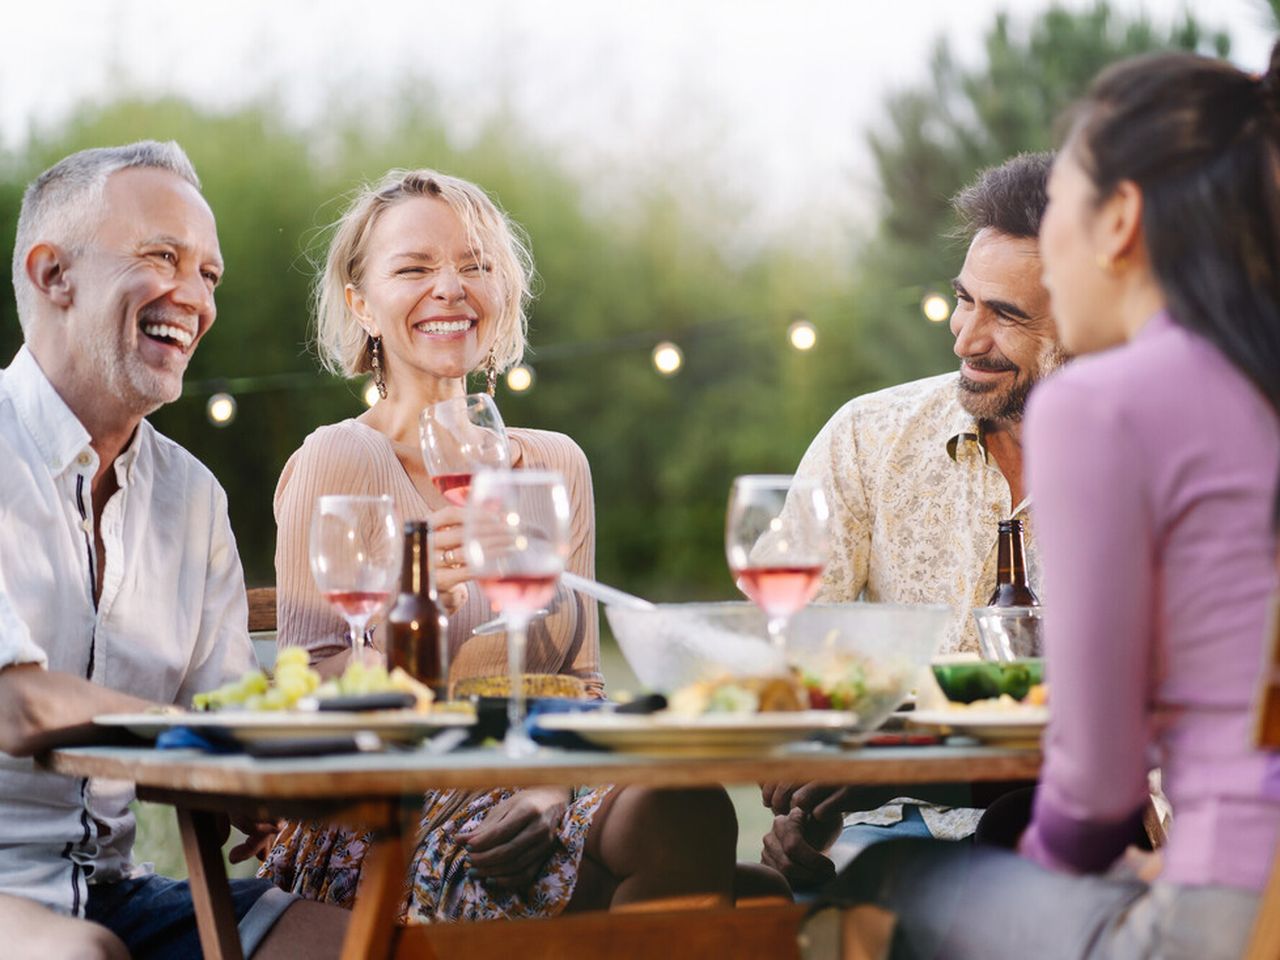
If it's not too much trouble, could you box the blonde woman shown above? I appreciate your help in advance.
[258,169,739,921]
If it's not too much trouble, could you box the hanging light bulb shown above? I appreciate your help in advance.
[505,364,535,393]
[921,292,951,323]
[788,319,817,351]
[652,341,683,376]
[206,392,236,427]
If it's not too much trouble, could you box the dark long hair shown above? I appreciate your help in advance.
[1068,41,1280,522]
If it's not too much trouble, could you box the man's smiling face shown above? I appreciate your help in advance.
[949,227,1064,424]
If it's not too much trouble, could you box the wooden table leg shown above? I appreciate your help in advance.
[176,807,244,960]
[342,807,419,960]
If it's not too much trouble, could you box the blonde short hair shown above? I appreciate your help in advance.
[314,169,534,379]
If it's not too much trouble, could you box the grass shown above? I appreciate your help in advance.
[131,631,775,880]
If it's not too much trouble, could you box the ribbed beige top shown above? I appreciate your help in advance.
[273,418,603,697]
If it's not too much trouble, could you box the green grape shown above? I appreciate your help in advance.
[277,676,309,705]
[242,670,269,696]
[260,688,290,711]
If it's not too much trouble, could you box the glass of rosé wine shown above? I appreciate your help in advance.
[419,394,511,507]
[725,474,830,650]
[309,495,403,655]
[463,470,571,756]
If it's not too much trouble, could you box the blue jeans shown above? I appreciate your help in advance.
[822,837,1259,960]
[86,874,297,959]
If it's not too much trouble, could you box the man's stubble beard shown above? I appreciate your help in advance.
[957,346,1070,424]
[86,323,182,419]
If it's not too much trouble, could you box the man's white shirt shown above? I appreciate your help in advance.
[0,345,252,915]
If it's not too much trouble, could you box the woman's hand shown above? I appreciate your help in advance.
[427,506,471,614]
[459,786,570,890]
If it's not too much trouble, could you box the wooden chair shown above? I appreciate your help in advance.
[246,586,277,670]
[1244,591,1280,960]
[247,586,276,634]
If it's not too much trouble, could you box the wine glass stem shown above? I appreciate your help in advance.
[767,615,788,650]
[505,614,534,755]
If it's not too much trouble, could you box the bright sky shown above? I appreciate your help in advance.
[1,0,1274,239]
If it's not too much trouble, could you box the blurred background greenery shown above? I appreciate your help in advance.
[0,2,1246,602]
[3,1,1271,866]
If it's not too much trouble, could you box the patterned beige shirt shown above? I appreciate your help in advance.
[794,371,1041,656]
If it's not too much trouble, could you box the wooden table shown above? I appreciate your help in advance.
[46,742,1041,960]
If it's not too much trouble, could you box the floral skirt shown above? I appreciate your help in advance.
[259,785,611,923]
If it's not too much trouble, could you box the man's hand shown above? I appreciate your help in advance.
[228,815,283,864]
[459,787,569,890]
[761,809,838,888]
[760,781,856,819]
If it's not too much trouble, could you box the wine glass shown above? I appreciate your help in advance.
[725,474,830,649]
[419,394,511,506]
[463,470,571,757]
[309,495,403,654]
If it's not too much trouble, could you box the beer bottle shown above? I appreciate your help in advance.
[987,518,1040,607]
[386,520,449,698]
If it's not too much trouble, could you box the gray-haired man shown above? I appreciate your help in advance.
[0,142,346,959]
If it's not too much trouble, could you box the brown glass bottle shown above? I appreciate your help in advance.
[987,518,1040,607]
[386,521,449,698]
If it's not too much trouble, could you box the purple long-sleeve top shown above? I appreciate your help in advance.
[1020,312,1280,890]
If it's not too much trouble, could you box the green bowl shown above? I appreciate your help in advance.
[931,659,1044,704]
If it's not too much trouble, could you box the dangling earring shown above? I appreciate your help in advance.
[370,336,387,400]
[485,347,498,397]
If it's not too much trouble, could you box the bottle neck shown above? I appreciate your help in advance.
[401,525,437,597]
[996,525,1028,586]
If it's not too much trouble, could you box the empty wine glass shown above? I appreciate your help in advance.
[419,394,511,506]
[463,470,571,757]
[309,495,403,653]
[726,474,830,649]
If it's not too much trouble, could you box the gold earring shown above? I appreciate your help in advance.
[1096,253,1127,273]
[370,336,387,399]
[485,347,497,397]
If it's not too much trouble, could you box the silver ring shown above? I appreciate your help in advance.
[443,548,456,566]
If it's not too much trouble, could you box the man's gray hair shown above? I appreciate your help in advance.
[11,140,201,331]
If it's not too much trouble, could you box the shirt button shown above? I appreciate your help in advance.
[80,518,93,534]
[76,452,92,467]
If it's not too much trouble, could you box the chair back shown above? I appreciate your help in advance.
[247,587,277,634]
[246,587,278,671]
[1244,591,1280,960]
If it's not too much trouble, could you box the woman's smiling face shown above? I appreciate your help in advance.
[348,195,502,389]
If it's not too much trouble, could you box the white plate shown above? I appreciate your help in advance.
[907,707,1047,747]
[536,710,857,755]
[95,710,474,744]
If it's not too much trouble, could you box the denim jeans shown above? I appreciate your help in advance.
[86,873,297,959]
[822,838,1259,960]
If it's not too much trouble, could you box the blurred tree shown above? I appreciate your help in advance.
[855,2,1232,379]
[0,1,1251,604]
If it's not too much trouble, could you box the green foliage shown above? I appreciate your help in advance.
[0,2,1245,602]
[858,1,1232,378]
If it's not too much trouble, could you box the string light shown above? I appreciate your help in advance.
[363,380,380,407]
[652,341,683,376]
[505,364,535,393]
[921,292,951,323]
[787,319,817,351]
[206,392,236,427]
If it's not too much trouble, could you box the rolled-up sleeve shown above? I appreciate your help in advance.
[0,584,47,671]
[1020,375,1153,874]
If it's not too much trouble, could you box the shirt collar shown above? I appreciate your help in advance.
[3,346,93,475]
[944,399,989,464]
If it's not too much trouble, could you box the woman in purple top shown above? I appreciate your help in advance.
[822,43,1280,960]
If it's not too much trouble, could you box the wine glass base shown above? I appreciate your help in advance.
[502,728,540,758]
